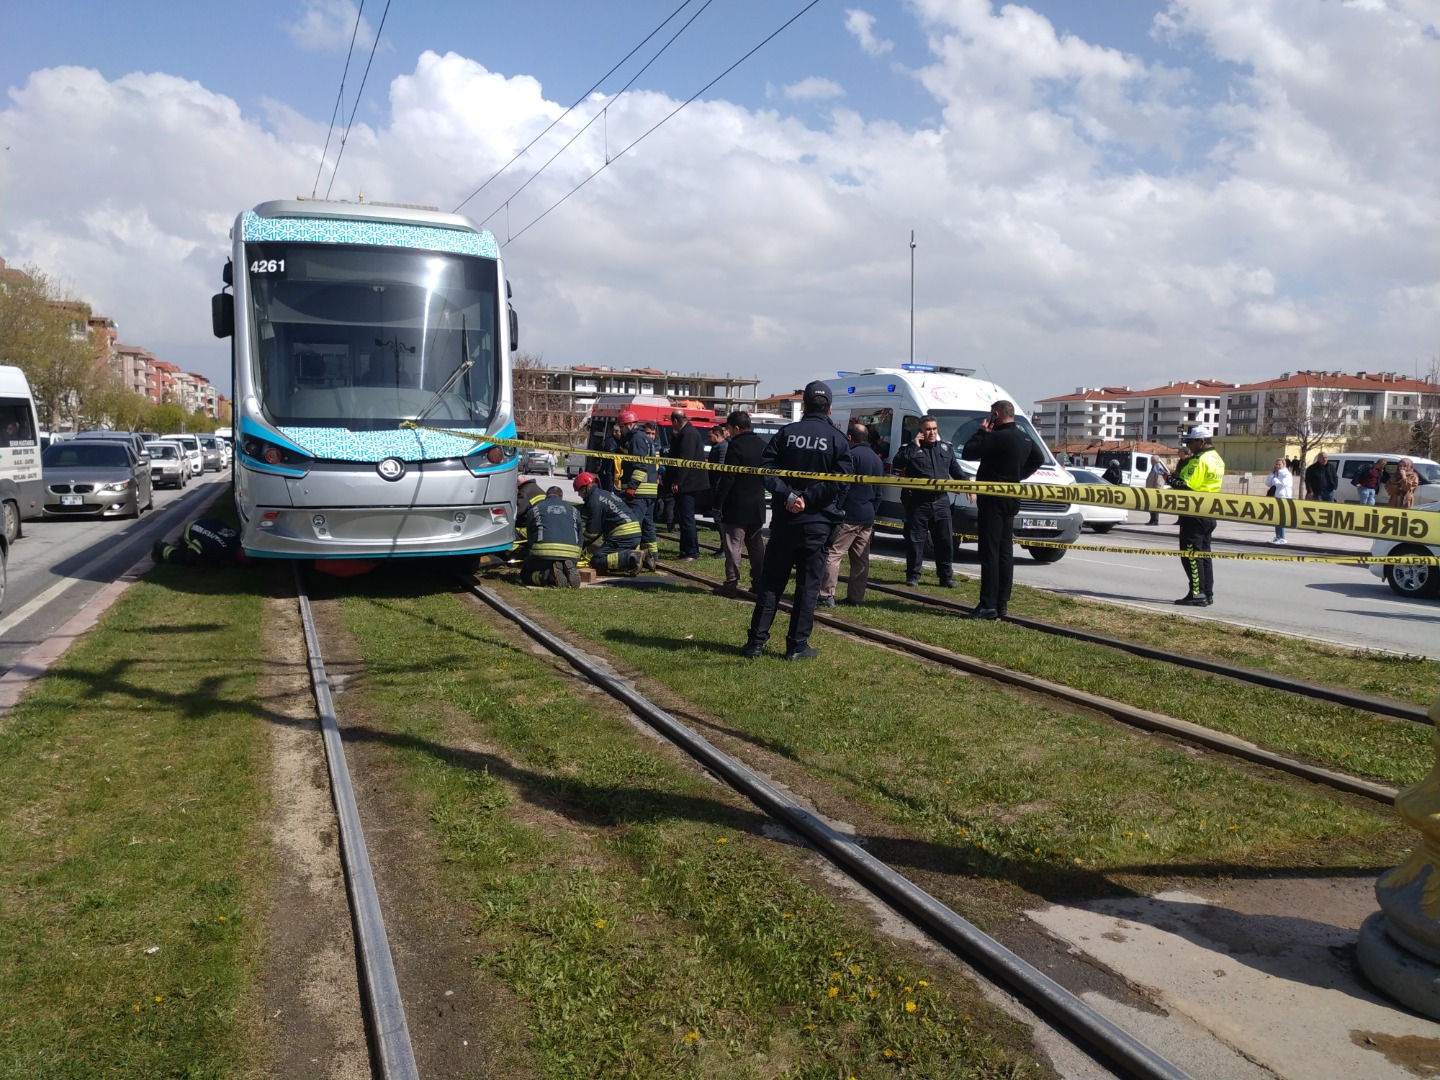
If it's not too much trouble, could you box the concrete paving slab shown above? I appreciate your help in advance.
[1028,878,1440,1080]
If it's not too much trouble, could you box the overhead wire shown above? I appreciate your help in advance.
[324,0,394,200]
[504,0,823,245]
[311,0,367,198]
[452,0,698,214]
[475,0,718,232]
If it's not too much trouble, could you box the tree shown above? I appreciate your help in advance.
[1262,378,1349,466]
[512,353,586,445]
[1412,357,1439,459]
[79,369,150,431]
[0,263,96,429]
[1348,416,1413,455]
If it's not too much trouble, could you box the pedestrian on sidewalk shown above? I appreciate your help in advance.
[1266,458,1292,544]
[1387,458,1420,508]
[1144,457,1168,524]
[1305,452,1336,501]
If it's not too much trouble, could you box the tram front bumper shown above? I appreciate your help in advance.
[243,504,513,557]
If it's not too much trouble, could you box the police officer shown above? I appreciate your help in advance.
[961,400,1045,619]
[573,472,644,575]
[152,517,248,567]
[741,381,852,660]
[596,423,620,492]
[510,475,548,559]
[520,487,584,587]
[1169,425,1224,607]
[616,410,660,568]
[892,414,966,587]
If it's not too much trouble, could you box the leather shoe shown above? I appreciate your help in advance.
[963,607,999,620]
[783,646,819,661]
[816,597,835,608]
[938,580,956,589]
[1173,594,1212,607]
[904,578,920,587]
[740,642,763,659]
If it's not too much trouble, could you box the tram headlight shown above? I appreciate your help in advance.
[242,436,312,472]
[463,443,517,475]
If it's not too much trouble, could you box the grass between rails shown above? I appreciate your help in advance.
[511,570,1410,903]
[0,565,273,1080]
[333,581,1046,1079]
[666,539,1435,789]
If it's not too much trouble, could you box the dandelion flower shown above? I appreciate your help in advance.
[868,990,878,999]
[715,837,728,844]
[917,980,928,988]
[803,1024,816,1032]
[781,913,793,919]
[883,1049,895,1059]
[849,965,861,976]
[847,994,857,1002]
[903,986,912,993]
[833,950,844,958]
[1228,824,1240,831]
[684,1031,700,1043]
[154,995,164,1003]
[594,920,606,929]
[1121,831,1132,838]
[828,987,839,998]
[217,915,227,922]
[133,1004,141,1012]
[831,973,841,982]
[905,1001,917,1013]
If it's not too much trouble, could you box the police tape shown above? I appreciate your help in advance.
[992,537,1440,566]
[402,421,1440,547]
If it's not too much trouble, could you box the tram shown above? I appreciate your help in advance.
[212,199,519,560]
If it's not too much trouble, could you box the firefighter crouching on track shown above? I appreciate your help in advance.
[616,409,660,567]
[574,472,645,575]
[152,517,250,567]
[1169,425,1225,607]
[520,486,584,588]
[509,476,548,559]
[741,380,852,661]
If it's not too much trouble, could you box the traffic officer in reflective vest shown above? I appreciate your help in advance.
[1169,425,1225,607]
[741,380,853,660]
[616,409,660,567]
[510,476,548,558]
[574,472,644,575]
[520,487,584,587]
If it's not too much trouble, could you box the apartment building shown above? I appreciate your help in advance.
[529,364,762,416]
[1035,381,1233,443]
[1029,387,1131,443]
[1224,371,1438,436]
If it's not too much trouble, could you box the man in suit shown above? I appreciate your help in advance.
[666,409,709,560]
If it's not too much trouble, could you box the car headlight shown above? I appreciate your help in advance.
[99,480,132,493]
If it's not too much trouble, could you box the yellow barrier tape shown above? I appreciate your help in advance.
[403,421,1440,546]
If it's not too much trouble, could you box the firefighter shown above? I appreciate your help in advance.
[520,487,584,587]
[616,409,660,568]
[510,475,548,559]
[573,472,644,575]
[152,517,249,567]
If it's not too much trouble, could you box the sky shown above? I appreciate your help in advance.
[1,0,1437,410]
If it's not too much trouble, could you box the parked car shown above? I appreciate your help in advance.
[144,440,189,489]
[1065,467,1130,533]
[163,433,204,476]
[72,430,152,470]
[520,448,555,475]
[195,434,223,472]
[42,440,153,518]
[1369,500,1440,600]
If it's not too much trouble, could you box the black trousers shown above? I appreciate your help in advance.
[675,491,699,557]
[747,520,834,651]
[624,494,656,545]
[1177,515,1216,598]
[976,495,1019,612]
[903,498,954,582]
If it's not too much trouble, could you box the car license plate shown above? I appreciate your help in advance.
[1018,517,1047,530]
[60,494,83,506]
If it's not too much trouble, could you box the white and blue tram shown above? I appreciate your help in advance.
[212,199,519,560]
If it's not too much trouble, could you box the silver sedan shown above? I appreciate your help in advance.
[42,441,153,518]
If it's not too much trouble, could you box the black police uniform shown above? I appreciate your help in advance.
[580,486,643,574]
[743,385,852,658]
[520,494,585,587]
[155,517,241,567]
[961,421,1044,616]
[891,437,966,585]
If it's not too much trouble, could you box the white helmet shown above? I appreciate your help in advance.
[1184,425,1213,441]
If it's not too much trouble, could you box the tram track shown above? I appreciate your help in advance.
[658,531,1429,726]
[294,567,420,1080]
[453,572,1192,1080]
[647,552,1400,806]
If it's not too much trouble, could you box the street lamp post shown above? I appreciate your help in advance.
[909,230,916,366]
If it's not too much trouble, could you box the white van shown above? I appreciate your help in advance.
[0,365,44,545]
[1329,452,1440,506]
[824,366,1084,562]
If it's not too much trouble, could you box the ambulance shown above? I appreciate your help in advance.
[823,365,1084,562]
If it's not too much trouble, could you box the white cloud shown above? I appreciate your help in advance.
[0,3,1435,409]
[845,9,894,56]
[782,77,845,102]
[287,0,375,53]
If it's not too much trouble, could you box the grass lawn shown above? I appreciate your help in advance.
[331,579,1048,1079]
[0,564,273,1080]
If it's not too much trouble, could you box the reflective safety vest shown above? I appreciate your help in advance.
[529,496,584,559]
[581,487,642,544]
[1176,447,1224,493]
[621,429,659,497]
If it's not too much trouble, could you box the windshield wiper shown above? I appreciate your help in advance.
[412,316,473,426]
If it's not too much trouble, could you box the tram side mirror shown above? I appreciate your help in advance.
[212,292,234,339]
[221,260,233,287]
[509,306,519,352]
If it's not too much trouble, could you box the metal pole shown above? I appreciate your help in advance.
[908,230,916,365]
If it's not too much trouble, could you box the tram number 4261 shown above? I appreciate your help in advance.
[250,259,286,274]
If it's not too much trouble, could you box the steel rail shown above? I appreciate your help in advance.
[656,561,1398,806]
[458,574,1192,1080]
[656,531,1429,726]
[295,567,420,1080]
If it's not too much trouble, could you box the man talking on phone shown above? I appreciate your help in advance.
[892,414,966,587]
[961,400,1044,619]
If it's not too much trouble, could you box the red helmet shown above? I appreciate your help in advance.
[617,410,638,425]
[573,472,598,491]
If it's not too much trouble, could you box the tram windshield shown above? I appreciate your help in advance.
[246,244,500,429]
